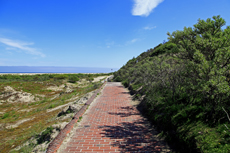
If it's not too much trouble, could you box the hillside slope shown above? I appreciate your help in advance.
[0,73,109,153]
[114,15,230,153]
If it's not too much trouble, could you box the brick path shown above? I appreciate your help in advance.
[60,82,171,153]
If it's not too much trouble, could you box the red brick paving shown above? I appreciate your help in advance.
[47,83,106,153]
[61,82,171,153]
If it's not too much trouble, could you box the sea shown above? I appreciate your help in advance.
[0,66,118,74]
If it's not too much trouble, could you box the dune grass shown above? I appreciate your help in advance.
[0,73,107,153]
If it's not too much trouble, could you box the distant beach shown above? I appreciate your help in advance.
[0,66,118,74]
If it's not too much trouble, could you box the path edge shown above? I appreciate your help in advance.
[46,82,106,153]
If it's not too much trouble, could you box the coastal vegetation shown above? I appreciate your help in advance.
[0,73,108,153]
[114,15,230,152]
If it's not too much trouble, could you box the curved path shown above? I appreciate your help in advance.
[58,82,172,153]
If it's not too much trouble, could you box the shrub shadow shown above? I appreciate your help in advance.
[99,120,171,153]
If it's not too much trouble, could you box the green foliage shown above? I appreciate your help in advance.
[167,15,230,120]
[114,76,122,82]
[122,79,129,87]
[150,42,177,57]
[2,113,9,119]
[78,116,82,122]
[114,15,230,152]
[0,73,109,84]
[0,73,106,153]
[86,77,94,82]
[36,126,53,144]
[53,74,68,80]
[68,75,79,83]
[0,74,54,82]
[48,104,55,109]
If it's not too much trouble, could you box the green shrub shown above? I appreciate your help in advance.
[36,126,54,144]
[78,116,82,122]
[86,77,94,82]
[48,104,55,109]
[68,75,79,83]
[2,113,9,119]
[53,74,68,80]
[114,15,230,153]
[122,80,129,87]
[114,76,122,82]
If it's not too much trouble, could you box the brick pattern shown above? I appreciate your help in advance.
[46,82,106,153]
[62,82,171,153]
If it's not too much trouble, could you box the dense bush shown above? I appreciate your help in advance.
[36,126,54,144]
[53,74,68,80]
[114,16,230,152]
[68,75,79,83]
[86,77,94,82]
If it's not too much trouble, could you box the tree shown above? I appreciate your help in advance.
[167,15,230,120]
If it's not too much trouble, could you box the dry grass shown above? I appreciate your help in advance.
[0,74,107,153]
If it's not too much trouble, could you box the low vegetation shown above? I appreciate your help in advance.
[0,73,108,153]
[114,15,230,152]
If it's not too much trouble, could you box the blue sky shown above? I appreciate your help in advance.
[0,0,230,69]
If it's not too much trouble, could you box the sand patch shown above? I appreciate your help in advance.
[6,117,35,129]
[0,86,39,103]
[92,76,107,82]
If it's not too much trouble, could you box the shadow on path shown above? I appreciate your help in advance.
[100,88,172,152]
[99,120,171,153]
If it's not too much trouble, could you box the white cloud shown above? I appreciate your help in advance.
[130,39,138,43]
[6,47,17,50]
[132,0,164,17]
[0,38,45,57]
[126,38,139,45]
[144,26,157,30]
